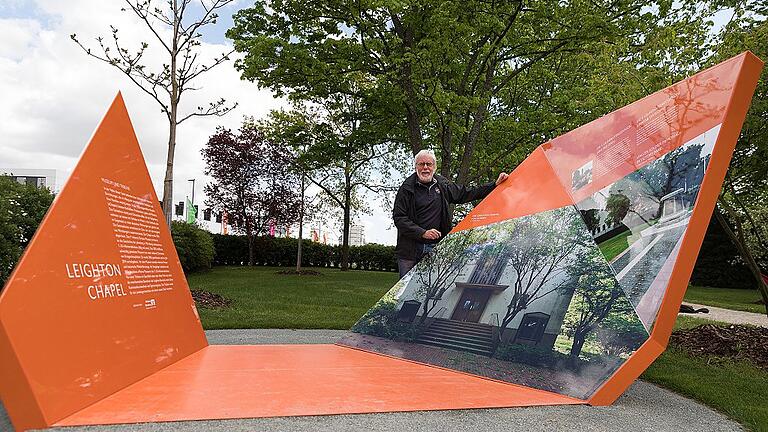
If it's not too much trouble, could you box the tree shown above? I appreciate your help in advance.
[706,10,768,314]
[0,177,54,288]
[637,144,706,219]
[498,207,592,336]
[410,229,480,324]
[262,99,395,271]
[202,121,300,266]
[605,194,631,225]
[561,246,641,364]
[72,0,237,225]
[580,209,600,234]
[228,0,718,188]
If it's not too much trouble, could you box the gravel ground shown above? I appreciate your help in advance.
[681,303,768,327]
[1,329,743,432]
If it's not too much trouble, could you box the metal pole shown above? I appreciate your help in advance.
[188,179,196,204]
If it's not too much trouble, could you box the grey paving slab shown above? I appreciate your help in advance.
[0,330,742,432]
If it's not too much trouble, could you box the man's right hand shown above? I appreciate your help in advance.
[422,229,441,240]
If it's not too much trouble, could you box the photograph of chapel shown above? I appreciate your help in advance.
[340,205,648,399]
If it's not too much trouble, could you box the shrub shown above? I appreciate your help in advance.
[351,298,417,341]
[0,177,55,288]
[171,221,215,273]
[210,233,397,271]
[493,342,569,368]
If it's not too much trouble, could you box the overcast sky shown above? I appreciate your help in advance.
[0,0,400,245]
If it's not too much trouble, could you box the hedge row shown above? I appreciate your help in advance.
[212,234,398,272]
[170,222,215,273]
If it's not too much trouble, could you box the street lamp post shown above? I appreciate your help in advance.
[188,179,196,205]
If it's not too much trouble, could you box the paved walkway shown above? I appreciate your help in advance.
[680,303,768,327]
[1,329,742,432]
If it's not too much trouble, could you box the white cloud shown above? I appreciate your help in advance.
[0,18,41,59]
[0,0,402,245]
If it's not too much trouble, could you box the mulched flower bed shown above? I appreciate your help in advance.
[670,324,768,371]
[191,289,232,309]
[275,269,324,276]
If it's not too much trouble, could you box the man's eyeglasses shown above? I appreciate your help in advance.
[416,162,434,168]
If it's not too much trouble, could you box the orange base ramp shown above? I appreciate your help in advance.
[55,344,582,426]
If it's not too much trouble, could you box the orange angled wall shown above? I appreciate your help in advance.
[0,94,208,431]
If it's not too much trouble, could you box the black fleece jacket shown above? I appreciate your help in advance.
[393,173,495,260]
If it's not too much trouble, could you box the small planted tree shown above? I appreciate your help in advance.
[202,120,300,266]
[262,101,395,271]
[561,247,641,366]
[72,0,237,225]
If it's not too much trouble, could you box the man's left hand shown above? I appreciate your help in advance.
[495,172,509,185]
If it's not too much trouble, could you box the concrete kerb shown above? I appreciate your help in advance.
[0,329,742,432]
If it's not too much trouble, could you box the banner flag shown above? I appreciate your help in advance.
[185,198,196,223]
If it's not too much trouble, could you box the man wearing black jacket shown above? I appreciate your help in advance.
[393,149,509,277]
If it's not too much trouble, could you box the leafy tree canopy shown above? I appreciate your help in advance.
[228,0,722,186]
[0,177,54,288]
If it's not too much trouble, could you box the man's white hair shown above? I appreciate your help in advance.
[414,149,437,165]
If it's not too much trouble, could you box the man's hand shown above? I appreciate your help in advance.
[422,229,441,240]
[496,172,509,185]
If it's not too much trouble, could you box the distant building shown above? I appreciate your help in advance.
[347,224,366,246]
[0,168,56,191]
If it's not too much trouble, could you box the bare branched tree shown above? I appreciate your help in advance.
[71,0,238,225]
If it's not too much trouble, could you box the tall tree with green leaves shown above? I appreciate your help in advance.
[707,8,768,314]
[228,0,717,187]
[261,98,395,271]
[561,245,643,365]
[0,177,54,288]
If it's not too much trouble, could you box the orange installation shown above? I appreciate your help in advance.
[0,52,763,431]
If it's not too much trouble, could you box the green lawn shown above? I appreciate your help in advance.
[684,285,765,314]
[642,316,768,432]
[187,266,396,329]
[597,230,631,262]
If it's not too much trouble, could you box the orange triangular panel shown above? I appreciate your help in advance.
[0,93,207,430]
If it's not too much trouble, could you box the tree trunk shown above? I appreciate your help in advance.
[569,333,586,367]
[162,120,177,226]
[457,65,494,185]
[296,174,305,272]
[340,179,352,271]
[161,0,181,227]
[715,204,768,316]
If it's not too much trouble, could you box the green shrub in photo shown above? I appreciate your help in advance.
[494,342,569,369]
[351,287,417,341]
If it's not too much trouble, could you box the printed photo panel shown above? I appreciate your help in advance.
[339,206,649,400]
[341,52,762,403]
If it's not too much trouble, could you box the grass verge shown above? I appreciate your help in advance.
[597,230,631,262]
[684,285,765,314]
[187,266,396,329]
[641,316,768,431]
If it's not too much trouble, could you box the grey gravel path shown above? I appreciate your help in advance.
[0,329,742,432]
[681,303,768,327]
